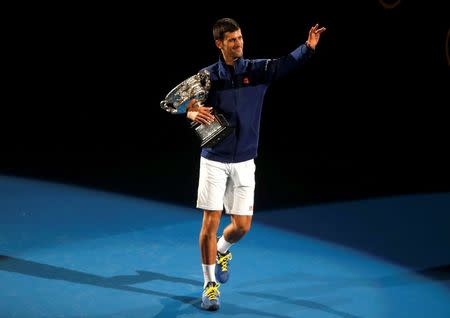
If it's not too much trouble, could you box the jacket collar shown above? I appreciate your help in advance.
[218,54,247,79]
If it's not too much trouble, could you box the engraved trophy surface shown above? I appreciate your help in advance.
[160,70,234,148]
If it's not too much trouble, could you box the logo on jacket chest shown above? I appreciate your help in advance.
[235,72,251,87]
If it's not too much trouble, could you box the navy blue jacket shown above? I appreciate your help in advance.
[200,43,314,163]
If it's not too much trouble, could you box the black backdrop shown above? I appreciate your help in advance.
[2,1,449,210]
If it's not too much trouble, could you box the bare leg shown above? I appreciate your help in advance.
[199,210,222,264]
[222,214,252,243]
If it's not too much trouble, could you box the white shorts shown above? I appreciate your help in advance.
[196,157,255,215]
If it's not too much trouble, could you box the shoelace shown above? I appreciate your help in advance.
[217,252,232,271]
[204,283,221,300]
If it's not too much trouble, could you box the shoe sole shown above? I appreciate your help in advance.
[201,303,220,311]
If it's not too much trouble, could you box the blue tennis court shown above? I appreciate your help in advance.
[1,175,449,317]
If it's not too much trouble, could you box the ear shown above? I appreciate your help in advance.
[215,39,222,50]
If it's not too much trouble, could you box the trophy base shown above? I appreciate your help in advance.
[191,113,234,148]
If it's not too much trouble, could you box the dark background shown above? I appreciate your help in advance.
[2,1,449,210]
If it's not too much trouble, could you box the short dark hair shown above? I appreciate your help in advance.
[213,18,240,41]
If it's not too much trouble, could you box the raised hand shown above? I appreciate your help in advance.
[306,24,326,50]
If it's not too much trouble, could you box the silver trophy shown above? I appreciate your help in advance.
[160,70,233,148]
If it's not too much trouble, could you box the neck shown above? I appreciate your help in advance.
[222,55,237,66]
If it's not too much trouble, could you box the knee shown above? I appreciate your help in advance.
[199,230,217,240]
[235,223,251,236]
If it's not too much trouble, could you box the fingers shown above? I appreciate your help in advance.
[196,115,211,125]
[310,24,326,35]
[188,98,198,106]
[196,115,215,125]
[200,108,215,120]
[195,107,215,124]
[316,27,326,34]
[196,118,209,125]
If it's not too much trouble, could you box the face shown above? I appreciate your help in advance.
[216,29,244,62]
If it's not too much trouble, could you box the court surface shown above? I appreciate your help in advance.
[1,175,449,317]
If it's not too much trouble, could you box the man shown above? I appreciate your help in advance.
[186,18,326,311]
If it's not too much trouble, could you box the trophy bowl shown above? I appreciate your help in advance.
[160,70,234,148]
[160,70,211,114]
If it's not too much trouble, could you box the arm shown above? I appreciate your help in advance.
[263,23,326,81]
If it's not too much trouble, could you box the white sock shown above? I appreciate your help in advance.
[217,236,233,254]
[202,264,217,288]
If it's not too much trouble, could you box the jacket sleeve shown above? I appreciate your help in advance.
[257,43,314,83]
